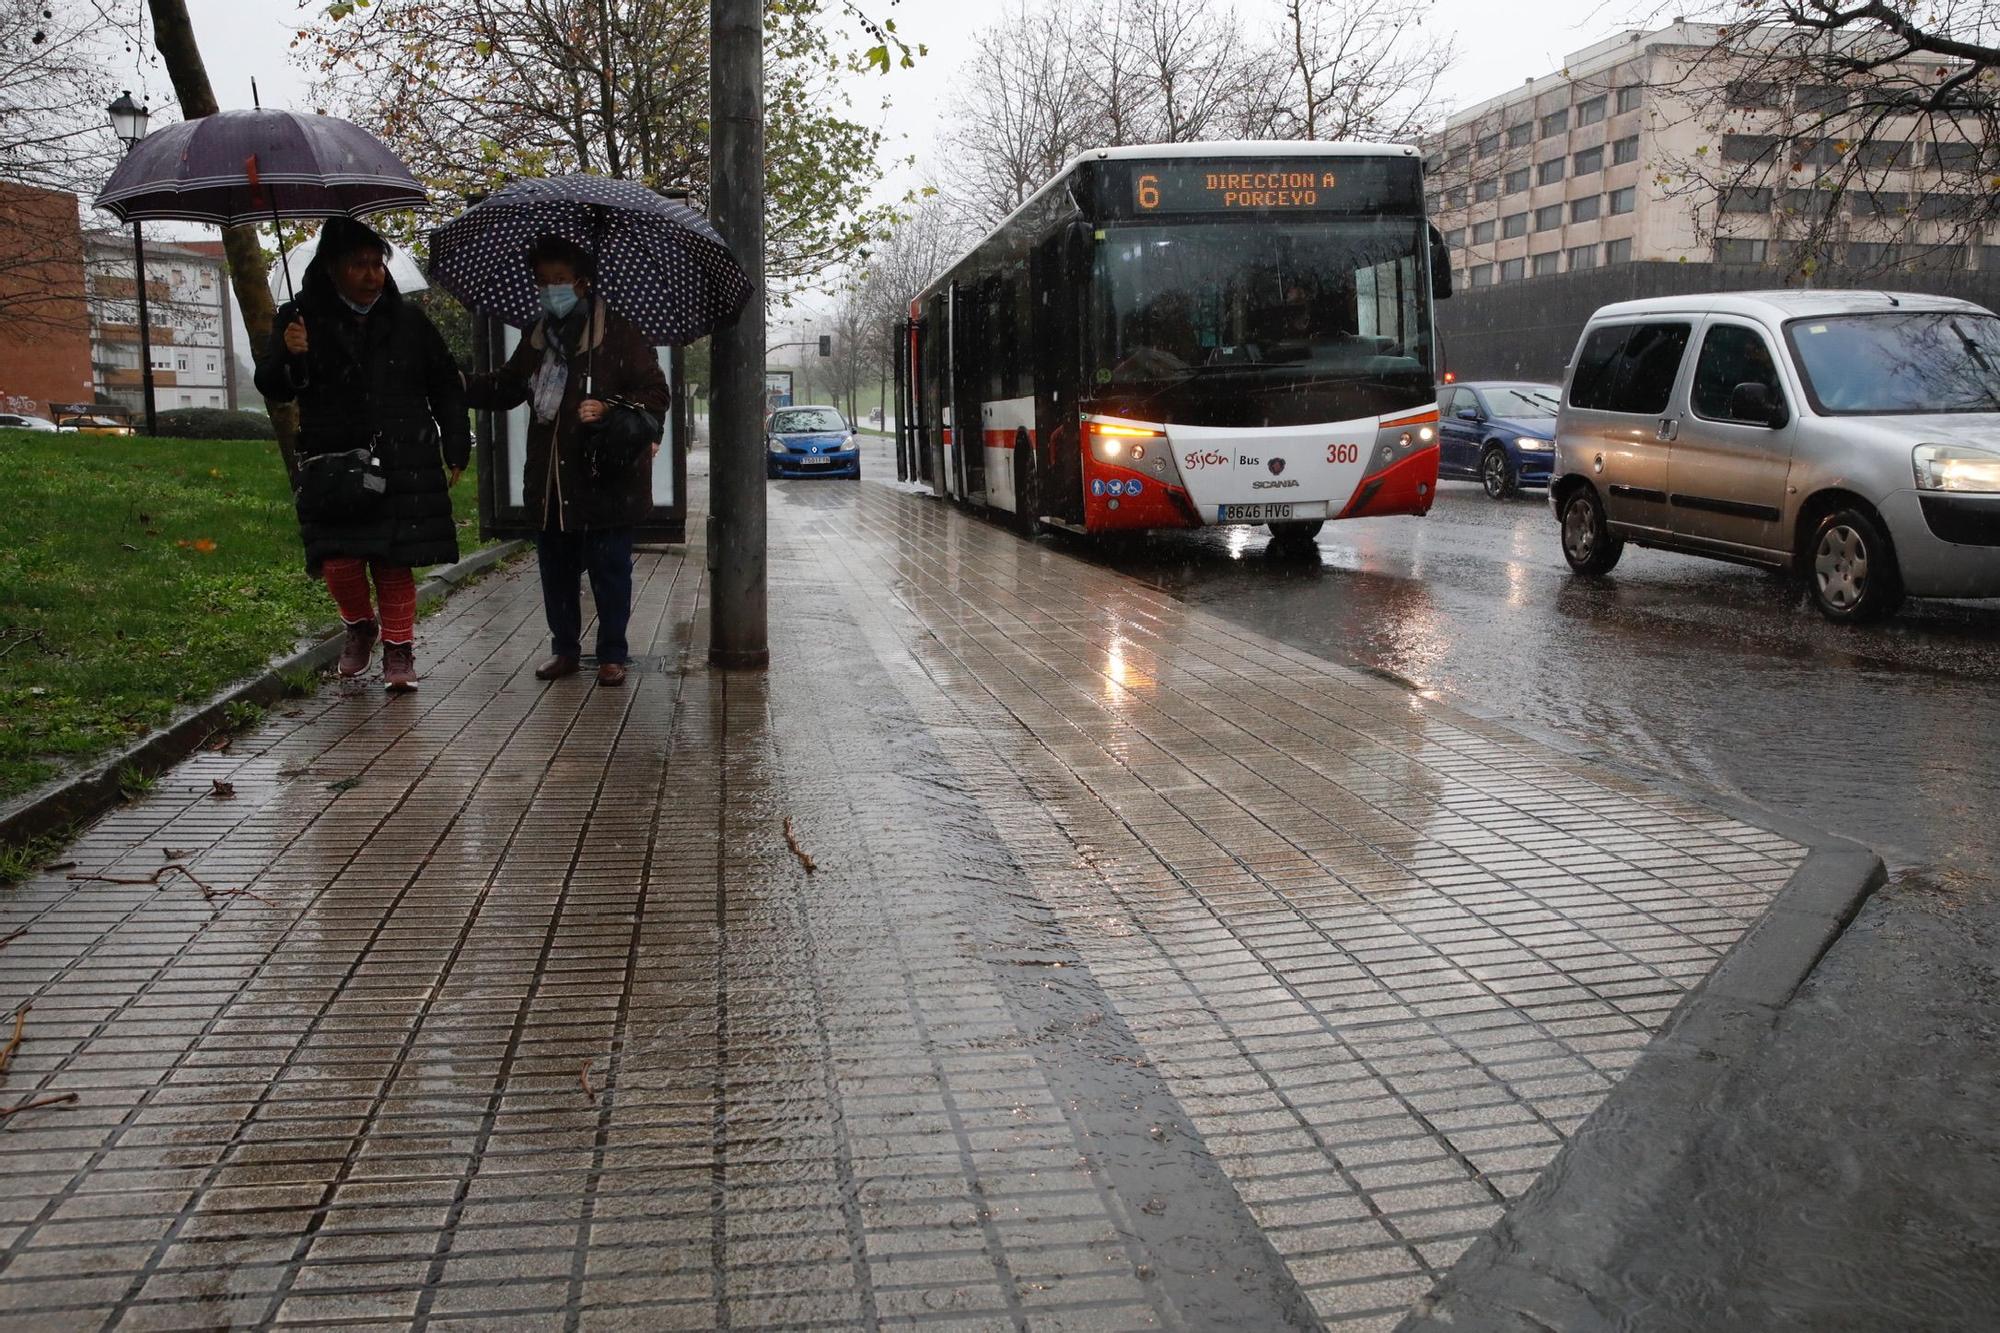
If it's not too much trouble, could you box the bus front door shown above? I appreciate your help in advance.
[920,296,948,491]
[948,282,987,504]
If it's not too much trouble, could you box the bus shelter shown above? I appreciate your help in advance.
[468,314,691,544]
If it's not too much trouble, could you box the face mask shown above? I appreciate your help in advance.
[341,293,379,315]
[539,284,579,320]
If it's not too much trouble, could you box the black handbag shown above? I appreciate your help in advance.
[581,396,661,482]
[295,441,389,521]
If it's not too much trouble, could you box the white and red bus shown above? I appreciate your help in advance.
[894,142,1453,545]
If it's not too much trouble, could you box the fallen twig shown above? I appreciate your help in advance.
[0,927,27,950]
[42,861,74,873]
[66,863,272,908]
[783,818,817,874]
[0,629,46,662]
[580,1060,598,1104]
[0,1091,77,1120]
[0,1006,26,1076]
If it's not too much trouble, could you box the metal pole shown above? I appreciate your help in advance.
[132,221,158,437]
[707,0,768,669]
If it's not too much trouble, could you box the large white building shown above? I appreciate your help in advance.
[1424,21,1998,290]
[84,232,238,414]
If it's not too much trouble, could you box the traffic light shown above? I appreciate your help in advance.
[817,335,831,357]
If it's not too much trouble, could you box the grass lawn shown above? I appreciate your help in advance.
[0,430,483,803]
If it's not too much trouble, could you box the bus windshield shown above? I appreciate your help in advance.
[1090,218,1433,427]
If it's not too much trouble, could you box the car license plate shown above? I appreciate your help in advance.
[1219,503,1293,522]
[799,456,833,466]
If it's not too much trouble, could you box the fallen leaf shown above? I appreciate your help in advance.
[209,780,235,800]
[325,776,361,793]
[161,848,189,861]
[192,538,217,554]
[205,736,233,753]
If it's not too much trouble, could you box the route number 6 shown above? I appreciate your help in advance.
[1137,174,1160,210]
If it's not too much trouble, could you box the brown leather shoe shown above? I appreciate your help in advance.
[337,619,378,678]
[382,642,418,692]
[535,655,580,681]
[595,662,628,687]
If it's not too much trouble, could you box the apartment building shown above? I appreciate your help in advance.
[1424,21,1997,290]
[83,231,237,414]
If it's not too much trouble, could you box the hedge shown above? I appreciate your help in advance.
[154,407,277,440]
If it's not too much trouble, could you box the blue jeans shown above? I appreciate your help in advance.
[536,527,634,664]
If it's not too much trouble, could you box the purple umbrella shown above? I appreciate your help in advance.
[95,108,426,226]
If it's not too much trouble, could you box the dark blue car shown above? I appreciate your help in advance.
[766,404,860,480]
[1436,381,1561,499]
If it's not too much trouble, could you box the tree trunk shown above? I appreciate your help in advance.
[147,0,300,480]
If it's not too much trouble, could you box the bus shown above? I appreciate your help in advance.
[893,142,1452,545]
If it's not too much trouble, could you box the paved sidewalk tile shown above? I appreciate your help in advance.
[0,464,1800,1330]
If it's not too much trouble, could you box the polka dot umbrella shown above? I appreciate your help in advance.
[426,175,753,346]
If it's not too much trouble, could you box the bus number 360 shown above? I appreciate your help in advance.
[1326,443,1360,464]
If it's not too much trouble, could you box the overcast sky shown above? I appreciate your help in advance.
[123,0,1631,331]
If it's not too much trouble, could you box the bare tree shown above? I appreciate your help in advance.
[1646,6,2000,280]
[1271,0,1454,143]
[940,2,1105,223]
[0,0,137,326]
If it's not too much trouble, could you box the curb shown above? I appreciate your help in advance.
[1394,704,1887,1331]
[0,539,530,853]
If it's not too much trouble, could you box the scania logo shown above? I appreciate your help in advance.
[1267,457,1286,476]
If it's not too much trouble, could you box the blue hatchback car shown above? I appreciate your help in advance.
[766,404,860,480]
[1436,381,1561,499]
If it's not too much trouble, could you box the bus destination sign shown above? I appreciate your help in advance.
[1108,159,1416,218]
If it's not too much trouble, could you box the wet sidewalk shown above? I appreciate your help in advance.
[0,461,1804,1330]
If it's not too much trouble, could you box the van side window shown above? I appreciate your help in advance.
[1691,323,1786,423]
[1569,321,1694,414]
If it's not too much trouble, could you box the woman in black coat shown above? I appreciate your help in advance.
[254,218,469,691]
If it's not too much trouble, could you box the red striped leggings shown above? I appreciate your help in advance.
[322,559,417,644]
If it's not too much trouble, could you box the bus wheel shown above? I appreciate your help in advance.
[1012,430,1041,536]
[1268,519,1323,547]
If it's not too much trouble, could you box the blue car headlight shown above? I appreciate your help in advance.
[1515,436,1553,452]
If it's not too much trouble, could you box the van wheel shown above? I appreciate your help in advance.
[1559,486,1622,576]
[1481,446,1516,499]
[1807,506,1903,623]
[1268,519,1324,547]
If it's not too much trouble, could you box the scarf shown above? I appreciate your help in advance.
[528,303,591,424]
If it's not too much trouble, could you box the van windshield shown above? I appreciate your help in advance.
[1785,312,2000,415]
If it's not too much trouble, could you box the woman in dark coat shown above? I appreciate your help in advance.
[254,218,469,691]
[463,235,668,687]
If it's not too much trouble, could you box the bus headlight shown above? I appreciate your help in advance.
[1086,418,1165,465]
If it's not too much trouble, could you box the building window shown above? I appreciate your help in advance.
[1797,85,1849,114]
[208,394,222,407]
[1721,186,1773,213]
[1535,203,1565,231]
[1470,263,1494,287]
[1443,228,1465,248]
[1605,237,1633,264]
[1726,80,1784,109]
[1532,251,1562,276]
[1443,186,1467,208]
[1476,132,1500,158]
[1472,220,1496,244]
[1573,146,1604,176]
[1536,158,1565,186]
[1540,109,1568,138]
[1782,188,1836,218]
[1500,257,1526,281]
[1851,190,1909,218]
[1577,95,1607,126]
[177,393,193,406]
[1502,212,1529,238]
[1616,85,1643,114]
[1571,195,1602,222]
[175,355,188,370]
[1933,141,1983,172]
[1796,139,1845,166]
[1716,238,1769,265]
[1499,167,1526,195]
[1844,242,1903,269]
[204,356,217,373]
[1857,140,1912,168]
[1917,193,1976,220]
[1722,134,1782,164]
[1608,186,1636,215]
[1475,177,1500,202]
[1567,244,1598,271]
[1506,122,1532,148]
[1447,145,1470,168]
[1613,135,1639,165]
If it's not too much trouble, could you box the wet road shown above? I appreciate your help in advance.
[861,437,2000,1328]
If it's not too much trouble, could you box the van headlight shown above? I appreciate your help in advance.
[1913,443,2000,493]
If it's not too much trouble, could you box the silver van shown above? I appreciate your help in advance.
[1551,290,2000,622]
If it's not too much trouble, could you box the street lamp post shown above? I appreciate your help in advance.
[107,91,157,438]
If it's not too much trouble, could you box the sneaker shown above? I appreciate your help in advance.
[382,642,418,692]
[337,619,378,677]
